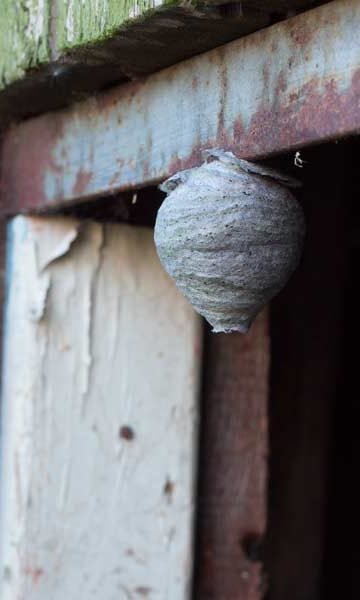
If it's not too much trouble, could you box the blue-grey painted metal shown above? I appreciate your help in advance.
[0,0,359,213]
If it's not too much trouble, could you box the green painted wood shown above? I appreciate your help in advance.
[0,0,327,125]
[55,0,170,50]
[0,0,50,90]
[53,0,324,52]
[0,0,269,125]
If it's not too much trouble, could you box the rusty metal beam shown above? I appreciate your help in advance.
[1,0,359,213]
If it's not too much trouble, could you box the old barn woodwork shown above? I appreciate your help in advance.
[0,1,332,126]
[267,144,348,600]
[0,218,201,599]
[194,312,269,598]
[0,0,359,599]
[1,0,359,214]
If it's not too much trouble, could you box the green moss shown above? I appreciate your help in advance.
[0,0,204,93]
[55,0,179,50]
[0,0,50,90]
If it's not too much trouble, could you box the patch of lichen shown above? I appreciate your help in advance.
[55,0,199,51]
[0,0,50,90]
[0,0,204,92]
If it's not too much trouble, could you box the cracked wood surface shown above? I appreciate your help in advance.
[0,1,325,125]
[2,0,359,213]
[0,216,202,600]
[194,311,269,599]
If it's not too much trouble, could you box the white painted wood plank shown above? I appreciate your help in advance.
[0,216,202,600]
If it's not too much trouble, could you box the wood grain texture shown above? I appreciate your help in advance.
[2,0,358,211]
[0,0,50,90]
[54,0,322,51]
[0,216,202,600]
[266,144,347,600]
[194,310,269,599]
[55,0,187,49]
[0,1,327,126]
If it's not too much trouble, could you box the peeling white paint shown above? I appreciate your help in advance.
[128,0,164,20]
[25,0,47,43]
[0,217,201,600]
[65,1,76,43]
[26,217,81,321]
[30,217,80,271]
[28,273,50,322]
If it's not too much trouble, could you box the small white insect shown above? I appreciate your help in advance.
[294,151,307,168]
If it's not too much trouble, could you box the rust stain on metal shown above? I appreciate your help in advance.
[242,69,360,159]
[96,78,146,113]
[233,117,245,143]
[108,171,123,187]
[166,64,359,172]
[24,566,45,585]
[0,0,358,213]
[1,116,65,213]
[215,46,229,144]
[135,586,152,595]
[262,63,270,88]
[72,170,92,196]
[287,18,317,49]
[160,59,360,175]
[166,145,204,178]
[119,425,135,441]
[191,76,199,90]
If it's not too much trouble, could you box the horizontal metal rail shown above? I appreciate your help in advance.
[1,0,359,212]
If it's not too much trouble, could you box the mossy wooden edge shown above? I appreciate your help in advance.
[55,0,178,51]
[0,0,50,89]
[0,2,269,127]
[0,0,322,127]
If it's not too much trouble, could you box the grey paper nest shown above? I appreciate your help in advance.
[154,149,305,333]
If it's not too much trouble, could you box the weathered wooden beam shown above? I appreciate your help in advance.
[0,3,270,126]
[54,0,321,54]
[1,0,358,214]
[0,0,50,91]
[194,310,269,598]
[266,143,347,600]
[0,216,202,599]
[0,1,326,124]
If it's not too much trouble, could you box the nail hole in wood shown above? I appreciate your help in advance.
[163,478,175,502]
[119,425,135,441]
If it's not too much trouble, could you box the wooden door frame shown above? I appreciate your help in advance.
[0,0,358,215]
[0,2,359,598]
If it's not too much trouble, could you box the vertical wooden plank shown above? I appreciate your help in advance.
[0,0,50,90]
[0,217,6,355]
[55,0,164,49]
[194,310,269,599]
[0,216,201,600]
[322,139,360,599]
[266,144,347,600]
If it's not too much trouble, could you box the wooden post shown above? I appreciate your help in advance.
[194,310,269,599]
[266,144,347,600]
[0,217,202,600]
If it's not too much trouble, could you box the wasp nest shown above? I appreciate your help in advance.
[154,149,305,333]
